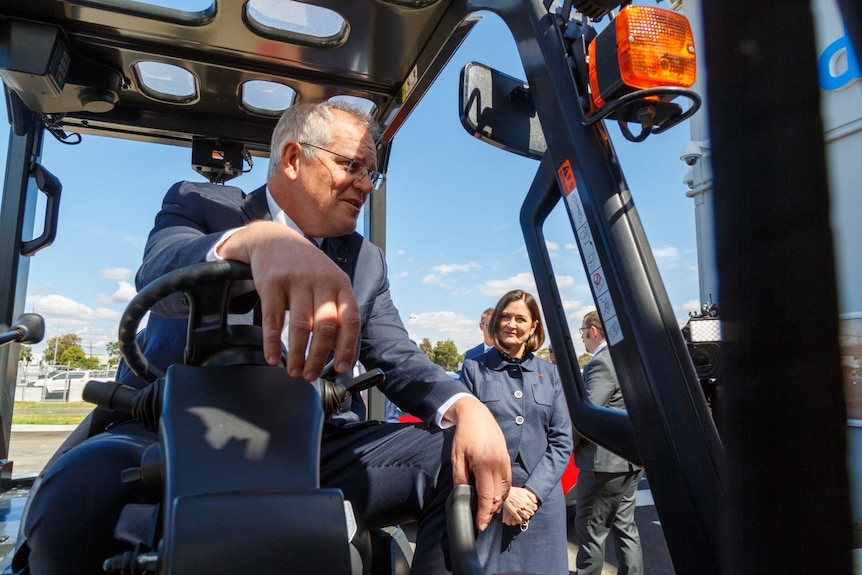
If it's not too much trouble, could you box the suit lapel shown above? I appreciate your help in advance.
[242,186,270,325]
[241,185,272,223]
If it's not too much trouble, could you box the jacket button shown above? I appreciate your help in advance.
[514,389,523,399]
[515,415,525,425]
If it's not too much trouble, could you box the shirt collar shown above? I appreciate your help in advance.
[592,341,608,356]
[265,185,322,246]
[485,348,537,371]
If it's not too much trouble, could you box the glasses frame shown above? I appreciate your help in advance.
[299,142,385,189]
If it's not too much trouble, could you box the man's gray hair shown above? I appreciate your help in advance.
[268,100,378,181]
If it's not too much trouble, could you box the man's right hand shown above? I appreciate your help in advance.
[217,220,360,381]
[445,396,512,531]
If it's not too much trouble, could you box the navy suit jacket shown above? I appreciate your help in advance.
[459,349,573,504]
[133,180,466,424]
[463,343,485,362]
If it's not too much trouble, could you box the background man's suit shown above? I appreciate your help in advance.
[20,181,473,575]
[463,343,486,362]
[574,345,643,575]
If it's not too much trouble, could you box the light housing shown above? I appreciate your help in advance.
[588,5,696,111]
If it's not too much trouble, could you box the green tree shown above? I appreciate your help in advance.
[106,341,121,367]
[59,345,87,368]
[419,338,433,358]
[19,344,33,364]
[578,353,592,370]
[44,333,83,366]
[430,340,462,371]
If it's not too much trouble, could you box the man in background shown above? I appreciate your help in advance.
[464,308,495,362]
[574,310,643,575]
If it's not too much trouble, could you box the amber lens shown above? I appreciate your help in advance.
[616,5,696,90]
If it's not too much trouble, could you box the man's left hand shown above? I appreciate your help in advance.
[446,396,511,532]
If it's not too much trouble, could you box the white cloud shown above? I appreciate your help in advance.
[405,311,479,354]
[430,262,480,275]
[26,294,123,358]
[101,267,132,281]
[555,275,576,288]
[27,294,119,322]
[478,273,537,298]
[422,274,444,285]
[97,281,137,306]
[653,246,681,268]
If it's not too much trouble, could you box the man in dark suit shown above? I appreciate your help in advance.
[574,310,643,575]
[19,101,510,575]
[463,307,495,362]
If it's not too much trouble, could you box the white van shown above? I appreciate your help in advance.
[42,370,117,401]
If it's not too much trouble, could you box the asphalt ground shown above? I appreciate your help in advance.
[7,426,77,479]
[5,427,676,573]
[6,429,860,574]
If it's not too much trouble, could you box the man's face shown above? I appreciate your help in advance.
[481,315,494,346]
[580,323,597,354]
[282,109,377,237]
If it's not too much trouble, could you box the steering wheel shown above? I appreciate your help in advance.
[118,260,259,383]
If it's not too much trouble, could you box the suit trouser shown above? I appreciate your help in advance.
[18,419,469,575]
[574,468,644,575]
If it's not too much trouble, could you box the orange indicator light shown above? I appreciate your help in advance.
[589,5,696,110]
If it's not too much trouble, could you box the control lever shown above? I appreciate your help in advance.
[82,378,163,431]
[446,485,484,575]
[84,366,387,424]
[315,366,385,416]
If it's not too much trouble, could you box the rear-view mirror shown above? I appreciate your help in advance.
[459,61,546,160]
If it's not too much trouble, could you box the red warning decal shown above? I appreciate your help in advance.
[557,160,577,196]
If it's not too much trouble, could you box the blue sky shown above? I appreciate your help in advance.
[5,9,702,362]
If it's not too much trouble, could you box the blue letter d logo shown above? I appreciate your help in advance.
[819,24,861,91]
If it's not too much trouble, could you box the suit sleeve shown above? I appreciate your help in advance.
[136,181,248,316]
[357,246,470,425]
[524,368,574,504]
[582,355,618,408]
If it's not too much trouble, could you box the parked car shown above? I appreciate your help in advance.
[39,369,117,400]
[26,369,70,387]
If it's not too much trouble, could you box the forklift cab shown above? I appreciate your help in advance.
[0,0,857,573]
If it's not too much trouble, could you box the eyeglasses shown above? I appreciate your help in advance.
[300,142,385,190]
[578,326,591,334]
